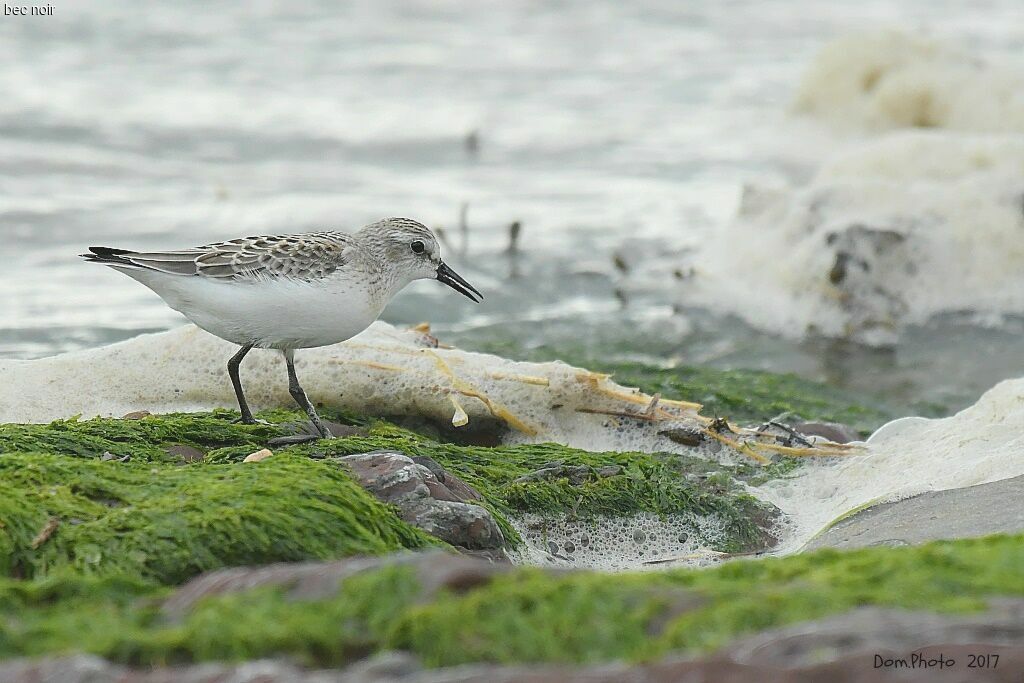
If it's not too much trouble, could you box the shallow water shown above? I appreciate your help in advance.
[3,1,1024,415]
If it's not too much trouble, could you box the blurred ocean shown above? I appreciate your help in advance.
[3,0,1024,415]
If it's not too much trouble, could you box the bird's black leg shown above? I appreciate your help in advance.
[284,350,332,439]
[228,342,256,424]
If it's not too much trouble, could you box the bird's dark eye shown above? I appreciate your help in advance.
[411,240,425,254]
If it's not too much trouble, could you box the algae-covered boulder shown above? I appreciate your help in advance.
[0,410,786,576]
[0,450,438,583]
[336,450,506,551]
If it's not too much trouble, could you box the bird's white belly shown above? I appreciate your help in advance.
[139,272,384,349]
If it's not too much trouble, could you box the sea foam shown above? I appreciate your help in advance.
[684,132,1024,344]
[756,377,1024,555]
[0,322,716,459]
[793,30,1024,132]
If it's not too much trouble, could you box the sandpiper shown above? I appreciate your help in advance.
[82,217,481,438]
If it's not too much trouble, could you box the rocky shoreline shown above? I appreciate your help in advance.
[1,355,1021,679]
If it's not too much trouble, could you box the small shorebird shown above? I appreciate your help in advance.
[82,217,481,438]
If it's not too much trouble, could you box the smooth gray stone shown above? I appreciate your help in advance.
[808,475,1024,550]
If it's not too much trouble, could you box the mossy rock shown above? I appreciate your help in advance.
[0,410,283,464]
[0,411,782,567]
[0,449,439,583]
[283,425,782,553]
[0,534,1019,666]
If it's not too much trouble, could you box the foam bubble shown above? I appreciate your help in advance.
[509,512,737,571]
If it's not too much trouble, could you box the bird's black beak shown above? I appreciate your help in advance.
[436,261,482,303]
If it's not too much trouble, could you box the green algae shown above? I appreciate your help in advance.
[0,451,438,583]
[0,411,285,463]
[0,534,1019,666]
[597,362,895,434]
[284,424,780,553]
[1,412,781,557]
[397,534,1024,665]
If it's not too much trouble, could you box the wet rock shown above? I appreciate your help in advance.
[724,598,1024,668]
[808,475,1024,550]
[18,551,1024,683]
[335,451,503,551]
[340,651,422,680]
[791,421,860,444]
[338,451,439,500]
[321,421,367,438]
[411,454,448,480]
[401,498,503,550]
[163,551,512,620]
[412,455,481,501]
[11,599,1024,681]
[164,444,205,463]
[458,547,514,564]
[0,654,345,682]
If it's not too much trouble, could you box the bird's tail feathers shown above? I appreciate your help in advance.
[81,246,144,269]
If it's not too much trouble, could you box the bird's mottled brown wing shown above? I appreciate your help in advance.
[98,232,356,282]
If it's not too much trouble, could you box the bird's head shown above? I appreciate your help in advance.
[361,217,482,302]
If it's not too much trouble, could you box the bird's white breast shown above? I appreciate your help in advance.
[124,268,387,349]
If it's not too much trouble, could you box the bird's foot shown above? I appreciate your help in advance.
[265,420,339,447]
[266,428,333,446]
[313,423,336,440]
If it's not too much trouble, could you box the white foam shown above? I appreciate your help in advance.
[624,31,1024,345]
[682,132,1024,344]
[0,322,716,458]
[793,31,1024,132]
[510,512,734,571]
[756,378,1024,554]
